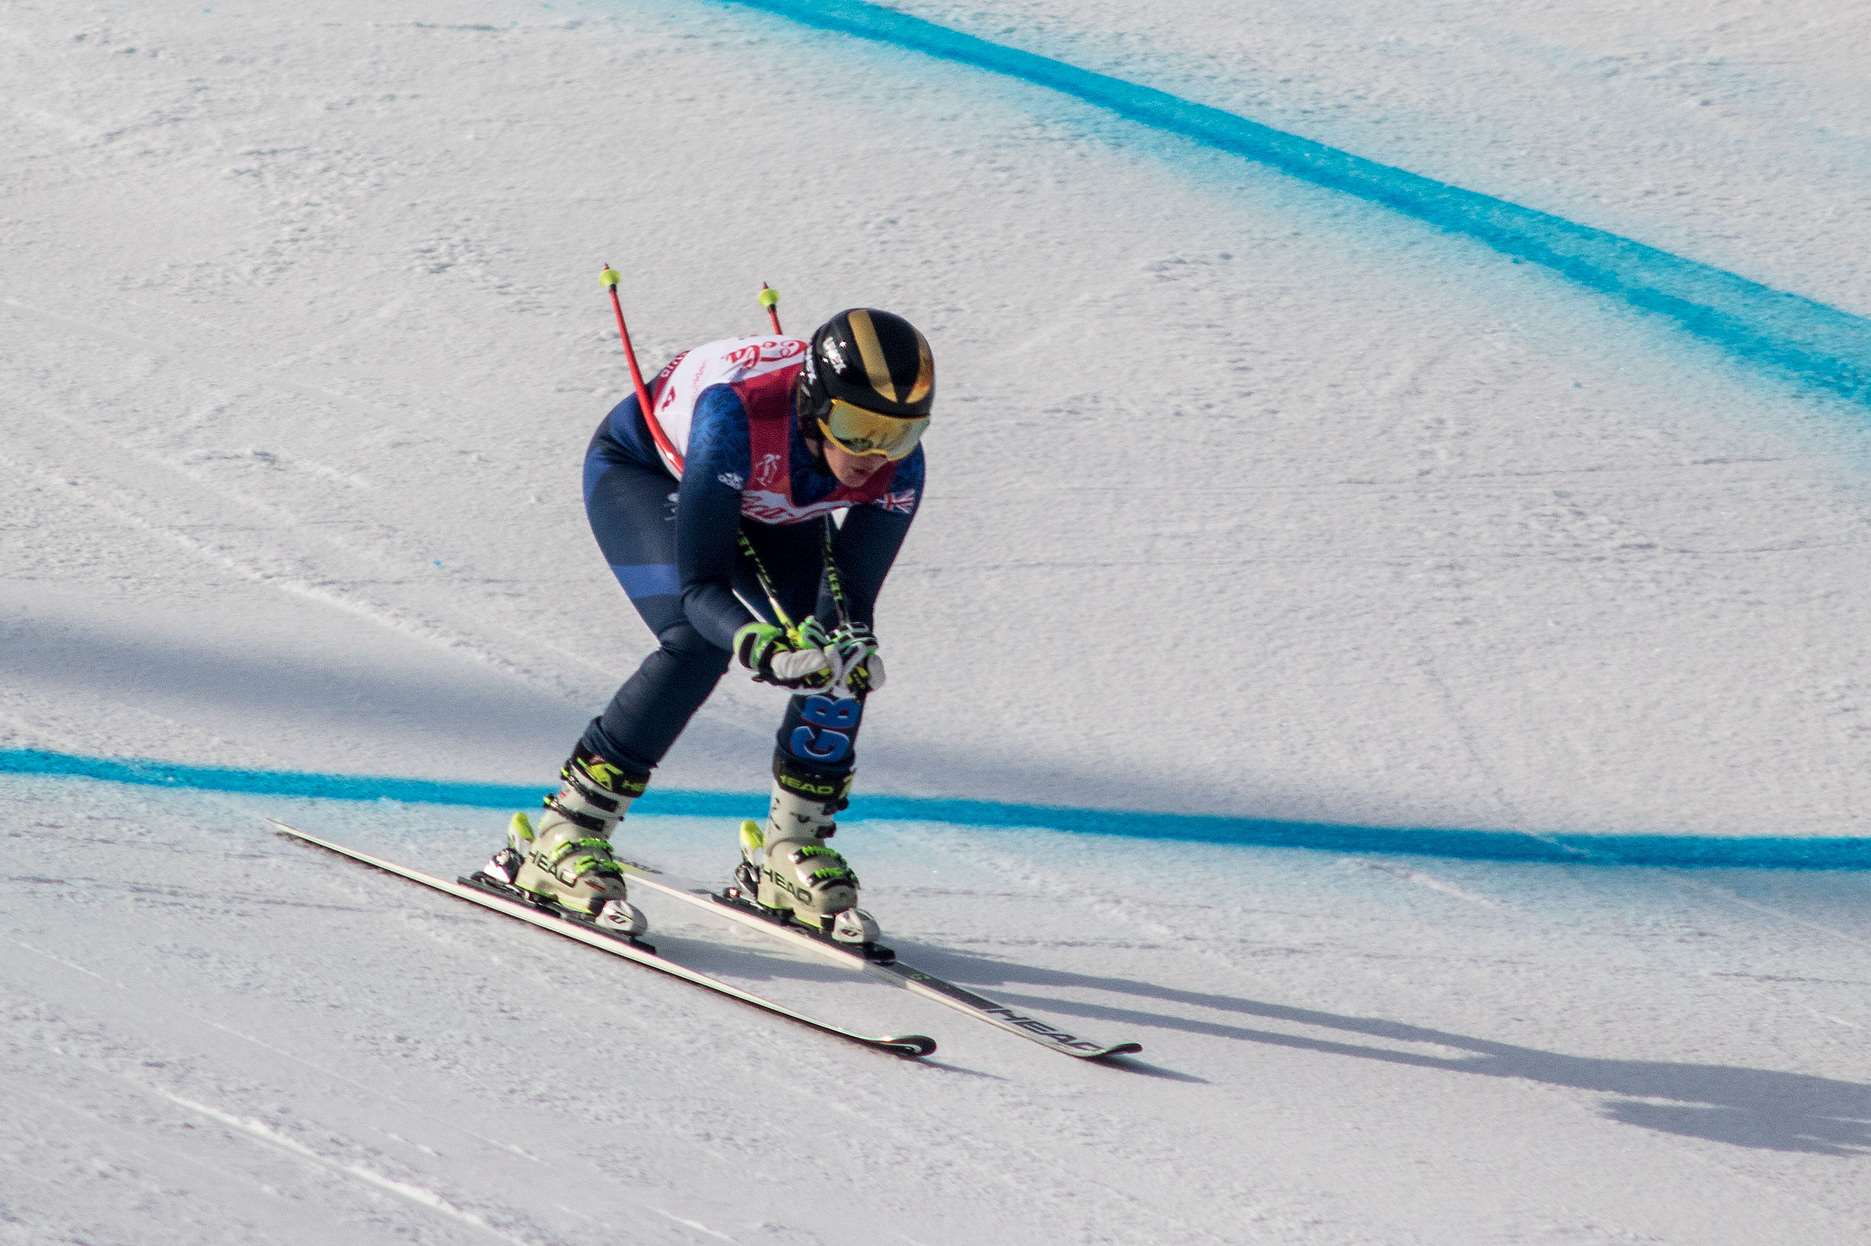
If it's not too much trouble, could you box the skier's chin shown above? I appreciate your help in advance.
[824,446,885,487]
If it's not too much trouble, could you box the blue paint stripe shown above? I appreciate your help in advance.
[4,747,1865,871]
[710,0,1871,408]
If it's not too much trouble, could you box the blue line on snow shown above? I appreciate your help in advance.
[708,0,1871,408]
[4,747,1864,871]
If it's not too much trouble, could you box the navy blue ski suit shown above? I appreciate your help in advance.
[576,368,924,785]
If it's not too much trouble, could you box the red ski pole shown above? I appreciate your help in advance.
[600,264,683,473]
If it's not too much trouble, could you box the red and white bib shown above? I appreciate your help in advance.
[647,336,899,526]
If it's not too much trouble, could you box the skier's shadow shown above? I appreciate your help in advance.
[896,944,1871,1157]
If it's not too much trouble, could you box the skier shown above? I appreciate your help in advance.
[481,308,931,945]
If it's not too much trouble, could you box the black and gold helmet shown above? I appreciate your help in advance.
[796,309,934,461]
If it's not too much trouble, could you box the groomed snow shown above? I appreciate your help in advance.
[2,1,1867,1242]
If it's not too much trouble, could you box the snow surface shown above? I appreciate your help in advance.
[2,1,1868,1242]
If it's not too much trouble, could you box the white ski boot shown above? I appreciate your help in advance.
[481,747,649,937]
[736,760,879,945]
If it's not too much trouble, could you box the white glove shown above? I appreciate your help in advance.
[829,623,885,694]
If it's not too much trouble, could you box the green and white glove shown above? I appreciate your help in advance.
[733,618,887,694]
[830,622,885,694]
[734,617,835,690]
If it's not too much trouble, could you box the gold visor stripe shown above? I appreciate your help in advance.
[904,336,933,405]
[845,309,902,405]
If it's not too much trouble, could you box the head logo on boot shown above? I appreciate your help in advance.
[778,772,840,798]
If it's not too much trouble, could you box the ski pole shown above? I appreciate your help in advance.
[600,264,684,473]
[750,284,851,628]
[737,532,800,634]
[738,525,852,635]
[738,529,868,695]
[739,282,867,692]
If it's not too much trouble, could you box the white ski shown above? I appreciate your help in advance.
[614,856,1143,1061]
[270,819,935,1059]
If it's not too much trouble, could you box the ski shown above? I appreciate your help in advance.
[269,820,936,1059]
[614,857,1143,1061]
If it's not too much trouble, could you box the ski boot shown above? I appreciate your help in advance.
[478,746,649,936]
[734,757,879,945]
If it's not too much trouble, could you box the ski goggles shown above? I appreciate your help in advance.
[815,397,929,461]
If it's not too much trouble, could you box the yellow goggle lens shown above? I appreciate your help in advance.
[817,398,928,461]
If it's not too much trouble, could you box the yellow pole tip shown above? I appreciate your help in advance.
[600,267,621,287]
[758,286,780,307]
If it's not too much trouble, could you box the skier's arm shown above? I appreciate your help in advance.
[827,445,924,627]
[674,389,759,650]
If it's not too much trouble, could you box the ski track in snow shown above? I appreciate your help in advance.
[151,1090,531,1245]
[0,293,615,704]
